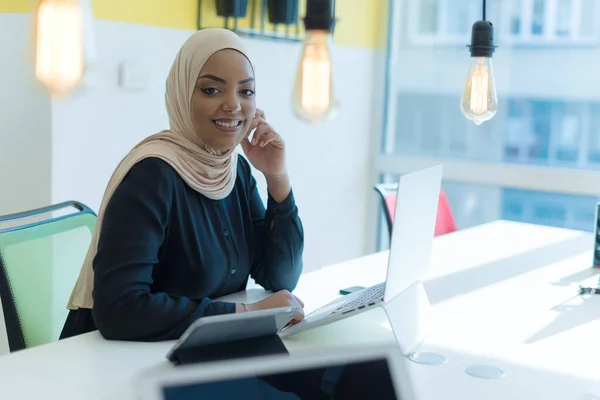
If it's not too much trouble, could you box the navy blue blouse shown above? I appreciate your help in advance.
[86,155,303,341]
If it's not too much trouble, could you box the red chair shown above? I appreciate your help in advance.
[374,184,457,239]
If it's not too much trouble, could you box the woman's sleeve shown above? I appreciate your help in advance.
[91,158,235,342]
[247,168,304,292]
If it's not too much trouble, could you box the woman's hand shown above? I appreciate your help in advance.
[241,109,291,202]
[238,290,305,323]
[241,109,287,179]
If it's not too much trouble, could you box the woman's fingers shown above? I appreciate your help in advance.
[247,111,280,148]
[293,309,305,322]
[249,115,264,132]
[258,131,278,147]
[248,109,266,132]
[292,294,305,308]
[251,118,271,145]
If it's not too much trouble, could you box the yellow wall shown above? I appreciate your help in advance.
[0,0,387,49]
[0,0,30,13]
[335,0,388,48]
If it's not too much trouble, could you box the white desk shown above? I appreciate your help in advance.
[1,220,599,399]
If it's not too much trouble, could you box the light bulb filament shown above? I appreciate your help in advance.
[469,60,490,115]
[301,44,331,114]
[292,30,338,124]
[460,56,498,125]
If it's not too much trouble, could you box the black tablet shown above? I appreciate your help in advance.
[166,307,299,363]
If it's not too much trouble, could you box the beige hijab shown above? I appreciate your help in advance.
[67,29,254,310]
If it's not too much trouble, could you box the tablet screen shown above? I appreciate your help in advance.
[161,357,400,399]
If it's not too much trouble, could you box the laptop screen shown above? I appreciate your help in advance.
[161,358,400,399]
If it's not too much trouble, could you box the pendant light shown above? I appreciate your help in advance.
[460,0,498,125]
[291,0,338,125]
[33,0,96,98]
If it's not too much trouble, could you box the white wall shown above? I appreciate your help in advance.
[36,20,382,272]
[0,14,52,215]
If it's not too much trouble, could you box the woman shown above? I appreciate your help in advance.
[61,28,305,341]
[61,28,398,400]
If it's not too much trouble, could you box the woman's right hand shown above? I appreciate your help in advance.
[242,290,305,323]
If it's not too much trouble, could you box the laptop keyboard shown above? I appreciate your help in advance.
[280,282,387,336]
[336,282,385,312]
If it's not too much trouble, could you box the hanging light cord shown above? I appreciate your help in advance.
[482,0,486,20]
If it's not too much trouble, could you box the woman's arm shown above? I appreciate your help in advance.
[246,165,304,292]
[91,158,236,342]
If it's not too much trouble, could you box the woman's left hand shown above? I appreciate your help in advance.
[241,109,287,178]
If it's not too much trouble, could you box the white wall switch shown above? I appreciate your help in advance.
[118,61,148,91]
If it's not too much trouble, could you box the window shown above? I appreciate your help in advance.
[408,0,490,45]
[378,0,600,235]
[556,0,572,36]
[406,0,600,46]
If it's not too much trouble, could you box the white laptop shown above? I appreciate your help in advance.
[136,346,418,400]
[279,164,443,337]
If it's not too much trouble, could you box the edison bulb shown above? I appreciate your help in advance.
[292,30,338,124]
[460,57,498,125]
[35,0,85,97]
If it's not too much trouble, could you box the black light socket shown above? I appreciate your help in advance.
[267,0,299,25]
[468,20,496,57]
[215,0,249,18]
[303,0,334,31]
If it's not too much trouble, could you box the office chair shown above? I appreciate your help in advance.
[374,184,457,239]
[0,201,96,352]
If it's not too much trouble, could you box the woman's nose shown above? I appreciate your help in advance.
[222,95,241,113]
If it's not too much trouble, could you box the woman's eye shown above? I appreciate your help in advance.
[241,89,255,96]
[201,87,220,95]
